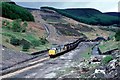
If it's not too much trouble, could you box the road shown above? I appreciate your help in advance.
[2,42,97,78]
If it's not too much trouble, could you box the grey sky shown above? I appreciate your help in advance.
[12,0,119,12]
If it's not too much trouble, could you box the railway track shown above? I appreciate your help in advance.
[1,55,50,79]
[1,50,49,76]
[1,37,101,79]
[1,38,82,78]
[2,50,48,71]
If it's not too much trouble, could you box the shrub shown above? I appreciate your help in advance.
[2,20,11,29]
[5,39,9,43]
[22,43,30,51]
[12,19,22,32]
[102,55,113,65]
[115,30,120,41]
[22,21,28,32]
[40,38,48,45]
[96,34,99,36]
[10,37,20,46]
[32,40,40,47]
[118,43,120,50]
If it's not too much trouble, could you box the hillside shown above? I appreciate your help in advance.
[0,2,34,21]
[41,7,119,26]
[1,17,50,53]
[104,12,120,17]
[40,7,119,40]
[63,8,102,17]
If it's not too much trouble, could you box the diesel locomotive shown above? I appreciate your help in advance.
[48,38,86,58]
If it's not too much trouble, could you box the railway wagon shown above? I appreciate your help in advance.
[48,38,86,58]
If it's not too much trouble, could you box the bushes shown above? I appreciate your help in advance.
[2,19,28,32]
[10,37,20,46]
[0,2,34,21]
[10,38,30,51]
[12,19,22,32]
[2,19,11,29]
[115,30,120,41]
[9,37,48,51]
[102,55,113,65]
[22,21,28,32]
[12,19,28,32]
[22,42,30,51]
[40,38,48,45]
[32,40,40,47]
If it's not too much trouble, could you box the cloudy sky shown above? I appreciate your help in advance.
[12,0,120,12]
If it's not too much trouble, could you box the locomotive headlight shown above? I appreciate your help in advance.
[49,50,56,55]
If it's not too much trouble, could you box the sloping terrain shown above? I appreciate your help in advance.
[0,2,34,21]
[0,2,49,53]
[104,12,120,17]
[1,45,33,70]
[1,2,120,79]
[41,7,119,26]
[31,10,80,45]
[1,17,50,53]
[40,9,114,40]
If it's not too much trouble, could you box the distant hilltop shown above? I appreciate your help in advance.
[104,12,120,17]
[1,2,34,21]
[41,7,120,26]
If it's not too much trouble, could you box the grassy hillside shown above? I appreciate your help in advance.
[1,17,50,53]
[41,7,119,26]
[0,2,34,21]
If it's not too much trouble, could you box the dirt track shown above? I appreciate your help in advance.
[31,10,79,45]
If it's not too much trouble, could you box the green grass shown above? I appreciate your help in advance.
[2,29,39,43]
[99,40,119,53]
[46,18,66,24]
[35,43,51,50]
[1,28,50,53]
[80,47,92,60]
[101,55,113,64]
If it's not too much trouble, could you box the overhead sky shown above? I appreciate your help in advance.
[11,0,120,12]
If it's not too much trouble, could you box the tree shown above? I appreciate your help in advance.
[12,19,22,32]
[1,2,34,21]
[40,37,48,45]
[115,30,120,41]
[22,21,28,32]
[22,42,30,51]
[10,37,20,46]
[32,40,40,48]
[2,19,11,29]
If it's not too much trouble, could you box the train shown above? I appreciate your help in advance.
[48,38,86,58]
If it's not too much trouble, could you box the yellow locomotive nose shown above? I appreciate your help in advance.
[48,50,56,55]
